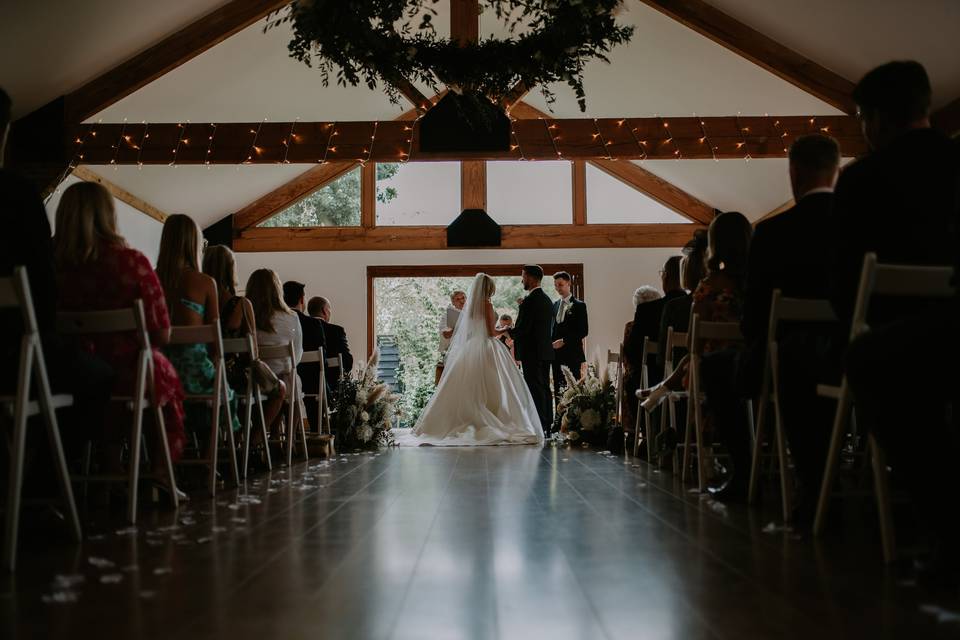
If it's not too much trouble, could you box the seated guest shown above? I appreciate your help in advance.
[246,268,303,380]
[642,212,752,498]
[157,215,239,437]
[54,182,185,484]
[621,285,661,433]
[202,245,285,449]
[836,61,960,581]
[283,280,327,431]
[307,296,353,391]
[742,134,841,522]
[657,230,707,368]
[625,256,683,386]
[0,88,113,488]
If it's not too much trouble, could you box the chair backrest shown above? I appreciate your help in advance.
[607,349,620,364]
[320,348,345,380]
[662,327,688,377]
[222,334,256,356]
[57,299,150,349]
[169,324,225,358]
[689,314,744,353]
[0,268,39,336]
[766,289,838,340]
[850,252,955,339]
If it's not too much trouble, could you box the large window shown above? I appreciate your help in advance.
[487,161,572,224]
[585,163,690,224]
[259,166,361,227]
[376,162,461,226]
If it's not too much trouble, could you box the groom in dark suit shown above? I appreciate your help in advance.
[550,271,588,401]
[510,265,555,434]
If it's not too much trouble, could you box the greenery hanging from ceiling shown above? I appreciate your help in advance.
[268,0,634,111]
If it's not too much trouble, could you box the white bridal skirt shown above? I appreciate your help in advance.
[399,337,544,447]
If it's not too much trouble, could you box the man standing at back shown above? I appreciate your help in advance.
[509,265,555,435]
[550,271,588,400]
[283,281,326,430]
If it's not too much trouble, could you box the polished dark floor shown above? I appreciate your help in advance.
[3,446,959,639]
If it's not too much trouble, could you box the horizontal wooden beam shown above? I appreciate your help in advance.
[590,158,716,224]
[72,114,864,164]
[234,223,699,252]
[73,165,169,222]
[636,0,856,114]
[65,0,289,122]
[233,161,357,230]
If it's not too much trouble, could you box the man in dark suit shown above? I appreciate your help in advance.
[550,271,588,400]
[726,134,842,509]
[835,61,960,581]
[625,255,684,385]
[509,265,555,434]
[307,295,354,393]
[283,281,327,430]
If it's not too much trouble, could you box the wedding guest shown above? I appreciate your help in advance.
[551,271,588,399]
[283,280,327,431]
[642,212,752,499]
[621,285,661,434]
[742,134,842,522]
[202,245,286,446]
[307,295,353,390]
[0,89,113,490]
[625,256,683,384]
[54,182,185,484]
[657,230,707,368]
[157,215,239,436]
[496,313,515,356]
[837,61,960,581]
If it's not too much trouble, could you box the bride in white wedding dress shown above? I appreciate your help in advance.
[402,273,544,446]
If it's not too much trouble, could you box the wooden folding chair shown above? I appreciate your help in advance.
[631,336,660,460]
[638,327,688,467]
[258,342,309,467]
[169,324,240,496]
[300,346,341,457]
[813,253,954,563]
[1,267,81,572]
[58,300,179,523]
[222,335,272,478]
[747,290,838,522]
[685,315,754,492]
[607,347,623,426]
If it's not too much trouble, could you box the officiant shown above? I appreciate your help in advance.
[551,271,589,401]
[435,289,466,384]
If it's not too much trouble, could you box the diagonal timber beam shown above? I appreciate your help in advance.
[64,0,290,123]
[636,0,856,114]
[72,165,169,222]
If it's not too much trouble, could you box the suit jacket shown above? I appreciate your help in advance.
[511,287,555,362]
[320,319,353,384]
[739,191,836,393]
[830,128,960,325]
[624,289,685,368]
[551,297,588,363]
[295,311,327,394]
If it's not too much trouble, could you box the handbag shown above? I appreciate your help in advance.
[250,358,280,395]
[223,295,280,395]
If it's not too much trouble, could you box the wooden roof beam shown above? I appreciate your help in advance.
[72,165,169,222]
[636,0,856,114]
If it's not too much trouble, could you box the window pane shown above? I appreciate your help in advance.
[487,161,571,224]
[586,163,690,224]
[376,162,461,226]
[259,166,361,227]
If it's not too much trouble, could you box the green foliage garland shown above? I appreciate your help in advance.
[269,0,634,111]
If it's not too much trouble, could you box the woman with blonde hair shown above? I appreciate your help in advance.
[156,214,239,436]
[54,181,186,483]
[403,273,543,446]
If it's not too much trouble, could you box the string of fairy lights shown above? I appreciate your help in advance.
[54,111,846,178]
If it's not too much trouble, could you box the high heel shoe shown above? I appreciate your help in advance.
[639,383,670,411]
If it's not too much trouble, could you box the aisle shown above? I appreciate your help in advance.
[2,447,955,639]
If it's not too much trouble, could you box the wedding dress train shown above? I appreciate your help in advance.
[401,274,544,447]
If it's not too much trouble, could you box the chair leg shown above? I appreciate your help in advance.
[681,396,694,485]
[663,397,675,473]
[868,434,896,564]
[813,381,851,536]
[748,394,768,505]
[222,370,240,487]
[255,391,272,471]
[128,402,144,525]
[773,402,793,523]
[633,400,642,458]
[151,402,178,511]
[644,404,656,465]
[37,387,82,542]
[208,391,221,498]
[240,382,254,479]
[3,385,30,571]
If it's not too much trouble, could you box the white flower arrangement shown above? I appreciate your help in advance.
[555,357,616,447]
[331,349,400,450]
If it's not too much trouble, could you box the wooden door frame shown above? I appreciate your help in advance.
[366,263,585,356]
